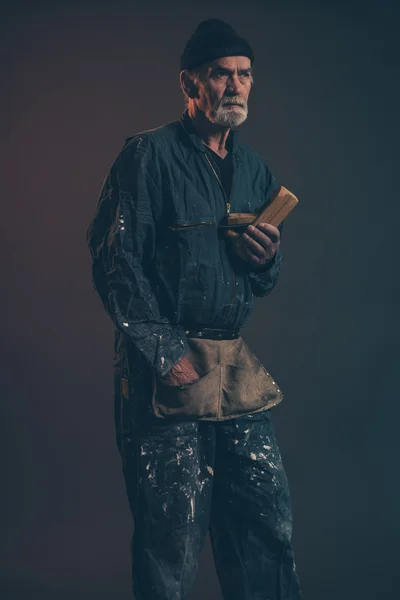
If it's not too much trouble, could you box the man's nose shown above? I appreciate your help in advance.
[226,74,242,93]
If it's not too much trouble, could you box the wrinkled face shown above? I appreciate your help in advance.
[193,56,253,127]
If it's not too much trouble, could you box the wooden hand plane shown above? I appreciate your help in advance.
[219,186,299,240]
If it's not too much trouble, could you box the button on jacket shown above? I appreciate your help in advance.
[86,110,283,382]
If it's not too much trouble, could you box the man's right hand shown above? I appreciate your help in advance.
[161,355,200,386]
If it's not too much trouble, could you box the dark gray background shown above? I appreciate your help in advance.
[1,0,399,598]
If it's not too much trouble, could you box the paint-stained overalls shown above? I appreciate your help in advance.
[87,112,302,599]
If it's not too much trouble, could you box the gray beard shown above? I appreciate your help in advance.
[209,103,248,128]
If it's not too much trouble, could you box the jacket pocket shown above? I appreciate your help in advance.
[151,365,222,419]
[167,211,216,230]
[168,220,215,231]
[162,216,219,317]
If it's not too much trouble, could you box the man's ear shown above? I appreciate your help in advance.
[180,71,199,99]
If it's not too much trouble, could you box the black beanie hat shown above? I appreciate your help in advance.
[180,19,254,71]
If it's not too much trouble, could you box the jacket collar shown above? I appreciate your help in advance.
[179,109,239,155]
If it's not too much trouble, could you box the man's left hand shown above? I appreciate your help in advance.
[232,222,280,267]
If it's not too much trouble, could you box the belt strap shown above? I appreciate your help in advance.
[184,327,240,340]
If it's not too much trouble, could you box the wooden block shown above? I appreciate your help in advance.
[225,213,256,226]
[224,186,299,239]
[252,186,299,227]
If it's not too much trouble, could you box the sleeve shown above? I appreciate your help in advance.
[243,164,283,298]
[86,136,189,378]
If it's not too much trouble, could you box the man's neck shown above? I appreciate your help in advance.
[187,107,230,159]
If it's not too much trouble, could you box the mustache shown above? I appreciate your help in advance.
[220,98,246,108]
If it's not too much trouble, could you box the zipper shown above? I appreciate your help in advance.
[204,153,231,215]
[169,221,214,231]
[203,152,237,321]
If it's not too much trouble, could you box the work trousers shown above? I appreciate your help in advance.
[119,407,302,600]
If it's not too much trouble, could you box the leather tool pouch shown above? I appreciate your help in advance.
[151,337,283,421]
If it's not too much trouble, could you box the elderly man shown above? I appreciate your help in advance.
[87,18,302,600]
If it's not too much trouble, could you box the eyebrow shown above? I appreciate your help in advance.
[212,67,253,75]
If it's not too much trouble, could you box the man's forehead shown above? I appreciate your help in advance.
[206,56,252,70]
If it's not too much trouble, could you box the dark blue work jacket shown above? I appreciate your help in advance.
[86,110,283,379]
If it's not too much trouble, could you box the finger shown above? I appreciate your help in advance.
[243,249,270,266]
[244,226,275,253]
[253,223,280,243]
[242,232,269,258]
[246,225,278,249]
